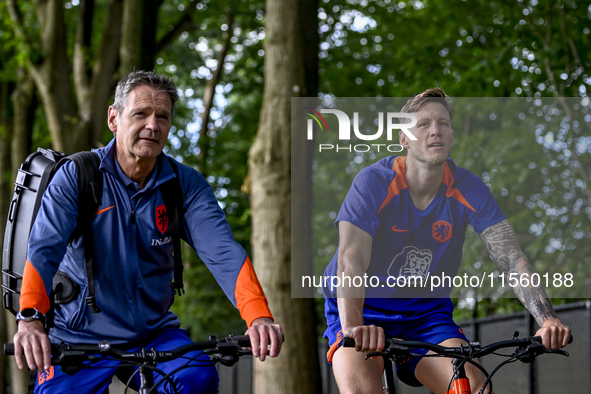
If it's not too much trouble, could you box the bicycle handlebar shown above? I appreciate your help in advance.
[343,333,571,394]
[4,334,252,364]
[342,334,573,360]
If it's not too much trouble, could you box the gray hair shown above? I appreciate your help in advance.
[112,71,179,113]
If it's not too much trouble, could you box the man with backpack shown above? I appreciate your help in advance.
[12,71,282,393]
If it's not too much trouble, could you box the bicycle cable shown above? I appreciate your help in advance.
[447,355,470,392]
[138,364,181,394]
[73,354,185,394]
[446,345,473,394]
[478,357,517,394]
[443,345,494,394]
[146,351,217,394]
[124,367,142,394]
[490,351,514,357]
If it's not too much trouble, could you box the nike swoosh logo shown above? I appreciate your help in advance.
[392,225,409,232]
[97,205,115,215]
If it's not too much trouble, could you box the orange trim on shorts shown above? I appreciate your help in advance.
[38,366,55,385]
[326,329,344,364]
[442,162,476,213]
[377,157,408,214]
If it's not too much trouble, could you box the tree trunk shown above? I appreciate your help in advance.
[3,71,37,394]
[139,0,163,72]
[119,0,143,76]
[249,0,321,393]
[120,0,163,75]
[78,0,123,148]
[10,75,35,173]
[0,79,13,394]
[30,0,82,153]
[7,0,192,155]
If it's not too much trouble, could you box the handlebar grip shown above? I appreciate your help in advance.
[343,337,401,348]
[531,334,573,345]
[229,335,252,347]
[4,343,61,356]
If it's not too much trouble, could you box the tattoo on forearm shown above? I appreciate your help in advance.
[481,219,558,326]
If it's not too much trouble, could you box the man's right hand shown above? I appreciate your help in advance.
[13,320,51,371]
[344,324,385,353]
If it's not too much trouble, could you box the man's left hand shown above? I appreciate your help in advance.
[535,319,571,349]
[246,317,283,361]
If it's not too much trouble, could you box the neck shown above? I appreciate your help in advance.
[404,156,446,210]
[115,149,157,190]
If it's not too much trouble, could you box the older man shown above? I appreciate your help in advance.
[14,71,282,393]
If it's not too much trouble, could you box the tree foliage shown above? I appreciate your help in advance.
[0,0,589,392]
[312,0,591,322]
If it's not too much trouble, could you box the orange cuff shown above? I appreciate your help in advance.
[20,259,50,314]
[235,257,274,327]
[240,299,274,328]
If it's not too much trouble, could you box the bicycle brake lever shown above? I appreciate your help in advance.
[515,339,571,364]
[365,351,385,359]
[514,342,545,363]
[366,344,411,361]
[544,349,569,357]
[214,353,240,367]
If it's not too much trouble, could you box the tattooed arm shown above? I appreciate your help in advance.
[480,219,571,349]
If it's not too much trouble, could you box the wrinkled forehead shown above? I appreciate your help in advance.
[128,86,172,107]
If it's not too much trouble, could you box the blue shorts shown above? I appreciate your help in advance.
[34,328,219,394]
[324,297,468,387]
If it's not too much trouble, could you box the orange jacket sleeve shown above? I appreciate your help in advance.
[234,257,273,327]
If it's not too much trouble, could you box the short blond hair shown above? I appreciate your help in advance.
[400,87,454,121]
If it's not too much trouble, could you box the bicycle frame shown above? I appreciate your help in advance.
[382,357,396,394]
[449,358,471,394]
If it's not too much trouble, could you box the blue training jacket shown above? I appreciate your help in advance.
[21,139,272,344]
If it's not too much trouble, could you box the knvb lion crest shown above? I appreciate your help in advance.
[387,246,433,281]
[156,204,169,234]
[432,220,452,243]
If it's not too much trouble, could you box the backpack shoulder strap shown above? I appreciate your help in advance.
[65,152,103,228]
[160,157,185,296]
[59,151,103,313]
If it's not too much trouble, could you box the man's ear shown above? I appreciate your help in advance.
[107,106,118,133]
[451,128,455,147]
[399,130,410,148]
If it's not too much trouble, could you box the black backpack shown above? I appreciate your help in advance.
[2,148,185,325]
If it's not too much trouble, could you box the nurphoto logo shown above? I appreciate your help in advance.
[304,108,417,153]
